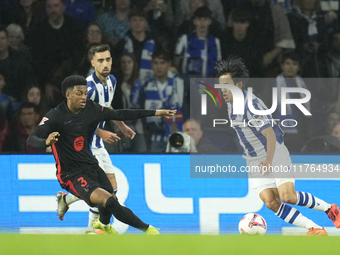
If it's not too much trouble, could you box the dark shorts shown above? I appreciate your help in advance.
[58,164,113,207]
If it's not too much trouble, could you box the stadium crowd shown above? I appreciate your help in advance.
[1,0,340,153]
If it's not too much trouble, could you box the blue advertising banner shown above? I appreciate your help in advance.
[0,154,339,235]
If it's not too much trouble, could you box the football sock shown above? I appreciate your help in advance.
[296,191,331,212]
[105,196,149,231]
[87,207,100,231]
[276,203,322,229]
[98,205,112,225]
[65,193,80,205]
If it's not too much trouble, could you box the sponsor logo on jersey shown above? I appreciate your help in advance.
[74,136,84,151]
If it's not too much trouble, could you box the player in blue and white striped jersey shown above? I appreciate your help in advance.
[56,44,137,234]
[216,56,340,236]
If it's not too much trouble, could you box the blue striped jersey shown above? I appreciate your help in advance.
[175,32,221,77]
[227,90,284,159]
[86,71,117,149]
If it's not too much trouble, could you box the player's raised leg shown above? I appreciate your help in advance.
[56,192,80,221]
[277,182,340,228]
[259,187,327,236]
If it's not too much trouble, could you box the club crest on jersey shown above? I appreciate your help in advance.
[39,117,49,125]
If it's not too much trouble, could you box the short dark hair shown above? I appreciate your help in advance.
[19,102,39,115]
[61,75,87,96]
[280,51,301,65]
[231,8,251,23]
[152,49,171,62]
[128,9,148,20]
[90,44,110,58]
[215,56,249,85]
[193,6,212,19]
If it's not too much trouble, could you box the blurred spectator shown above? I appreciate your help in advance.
[86,23,103,46]
[323,29,340,77]
[331,122,340,141]
[112,52,147,152]
[0,109,10,151]
[143,0,174,39]
[174,7,221,78]
[2,102,44,152]
[138,50,184,152]
[0,69,12,120]
[287,0,329,77]
[13,0,45,37]
[314,110,340,136]
[182,119,219,154]
[22,84,49,116]
[274,51,311,152]
[302,121,340,152]
[63,0,96,27]
[96,0,133,47]
[116,9,159,83]
[175,0,226,33]
[236,0,295,77]
[75,44,97,77]
[28,0,85,104]
[0,26,36,102]
[222,8,263,77]
[6,23,31,61]
[320,0,339,30]
[176,0,224,39]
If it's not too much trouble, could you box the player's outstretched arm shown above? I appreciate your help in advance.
[155,109,177,118]
[99,102,176,121]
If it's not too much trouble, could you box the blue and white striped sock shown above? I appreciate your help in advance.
[276,203,321,229]
[296,191,331,212]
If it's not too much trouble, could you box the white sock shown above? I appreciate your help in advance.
[296,191,331,212]
[65,193,80,206]
[87,207,100,231]
[276,203,322,229]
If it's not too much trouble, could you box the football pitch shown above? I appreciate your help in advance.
[0,234,337,255]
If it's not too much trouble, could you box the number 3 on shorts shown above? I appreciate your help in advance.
[77,177,88,187]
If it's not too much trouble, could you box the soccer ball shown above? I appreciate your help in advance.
[238,213,267,235]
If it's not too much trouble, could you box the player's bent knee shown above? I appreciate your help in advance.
[264,199,281,212]
[90,188,113,207]
[280,191,297,205]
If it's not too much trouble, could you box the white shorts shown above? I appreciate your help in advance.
[92,147,116,174]
[247,144,295,195]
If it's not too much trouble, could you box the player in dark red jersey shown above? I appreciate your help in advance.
[27,75,175,234]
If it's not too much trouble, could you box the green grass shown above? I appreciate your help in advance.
[0,235,337,255]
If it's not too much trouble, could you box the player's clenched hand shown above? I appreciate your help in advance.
[259,160,272,176]
[98,129,121,144]
[155,109,177,118]
[46,132,60,146]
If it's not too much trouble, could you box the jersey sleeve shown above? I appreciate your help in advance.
[87,80,98,103]
[26,109,58,148]
[92,100,156,121]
